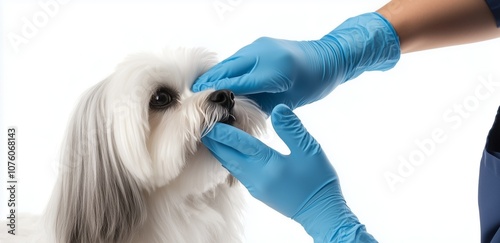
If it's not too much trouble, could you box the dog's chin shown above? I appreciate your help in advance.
[188,109,248,190]
[213,112,238,184]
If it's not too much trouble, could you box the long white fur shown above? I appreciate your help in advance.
[0,48,266,243]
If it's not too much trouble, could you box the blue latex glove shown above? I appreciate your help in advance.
[202,104,377,242]
[192,12,400,114]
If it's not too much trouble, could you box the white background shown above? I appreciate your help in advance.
[1,1,500,242]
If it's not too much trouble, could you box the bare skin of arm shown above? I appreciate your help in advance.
[377,0,500,53]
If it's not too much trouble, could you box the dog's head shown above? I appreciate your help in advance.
[104,48,266,189]
[51,48,266,243]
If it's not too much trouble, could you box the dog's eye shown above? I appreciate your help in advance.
[150,88,176,110]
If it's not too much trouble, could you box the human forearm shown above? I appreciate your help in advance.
[377,0,500,53]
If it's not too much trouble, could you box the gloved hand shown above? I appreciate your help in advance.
[192,12,400,114]
[202,104,377,242]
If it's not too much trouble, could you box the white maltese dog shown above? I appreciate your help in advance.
[1,48,266,243]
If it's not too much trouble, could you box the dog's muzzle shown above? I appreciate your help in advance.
[209,89,236,125]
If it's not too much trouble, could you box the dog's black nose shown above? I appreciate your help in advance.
[209,90,235,109]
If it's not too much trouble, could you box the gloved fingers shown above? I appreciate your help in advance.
[271,104,322,155]
[202,137,258,187]
[247,92,297,116]
[201,71,292,96]
[202,123,276,171]
[194,64,292,96]
[192,55,255,92]
[202,136,247,175]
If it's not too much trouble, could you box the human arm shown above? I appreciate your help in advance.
[202,105,377,242]
[377,0,500,53]
[193,0,500,111]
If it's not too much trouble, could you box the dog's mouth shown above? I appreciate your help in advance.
[220,112,236,125]
[202,107,236,139]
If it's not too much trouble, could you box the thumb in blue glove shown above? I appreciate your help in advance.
[202,104,377,242]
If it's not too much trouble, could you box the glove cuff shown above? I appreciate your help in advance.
[292,182,377,242]
[322,12,401,81]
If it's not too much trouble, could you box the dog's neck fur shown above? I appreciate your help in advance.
[132,182,244,243]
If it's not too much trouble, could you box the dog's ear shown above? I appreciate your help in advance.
[51,81,147,243]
